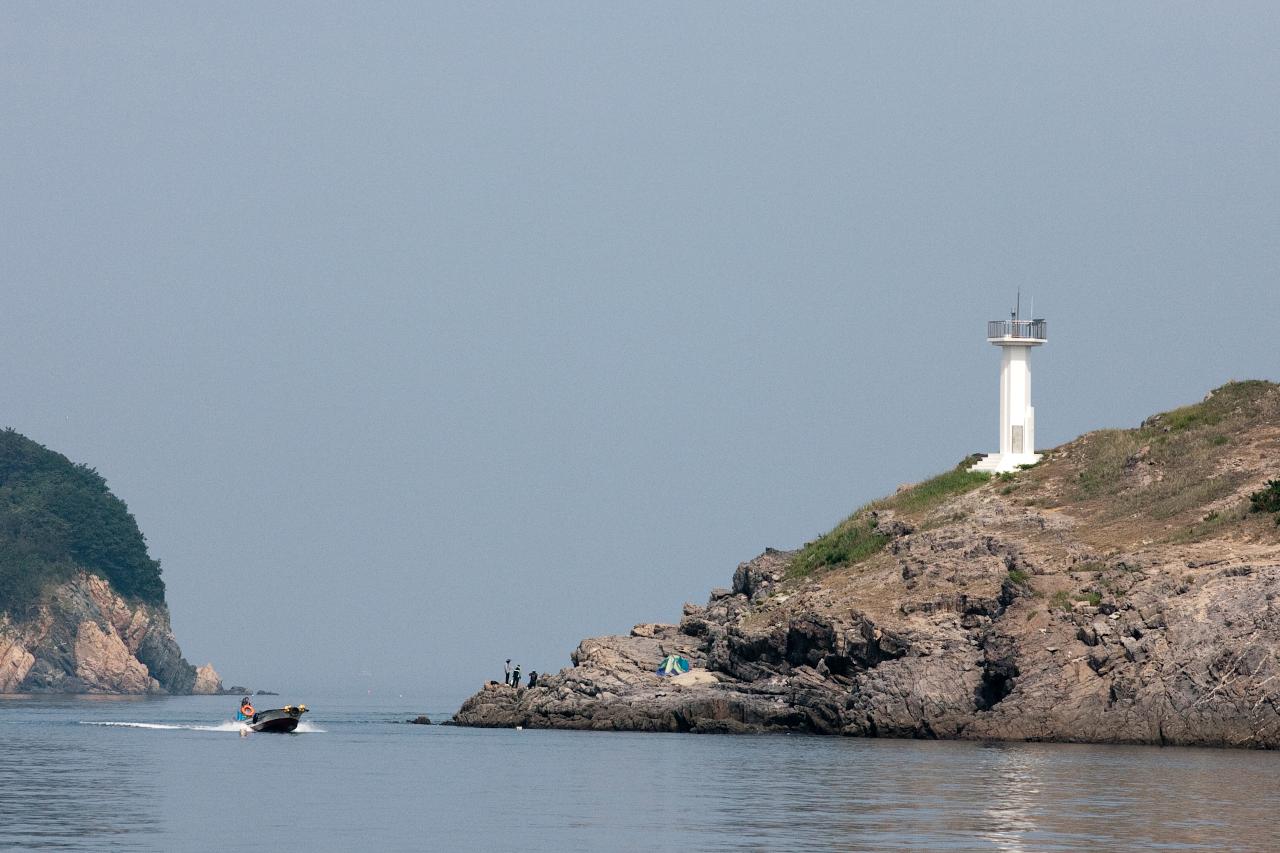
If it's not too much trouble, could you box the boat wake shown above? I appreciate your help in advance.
[82,720,243,731]
[81,720,326,733]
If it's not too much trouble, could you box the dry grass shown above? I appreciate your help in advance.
[1129,471,1246,521]
[1052,382,1280,539]
[1073,429,1144,499]
[1170,499,1253,543]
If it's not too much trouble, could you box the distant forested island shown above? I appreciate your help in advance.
[0,430,218,694]
[0,429,164,613]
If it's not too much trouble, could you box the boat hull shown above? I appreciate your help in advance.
[248,706,307,733]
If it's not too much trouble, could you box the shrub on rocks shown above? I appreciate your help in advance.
[1249,480,1280,518]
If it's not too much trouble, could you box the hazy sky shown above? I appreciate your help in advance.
[2,4,1277,704]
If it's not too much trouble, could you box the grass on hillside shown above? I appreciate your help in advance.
[1068,381,1279,525]
[1074,429,1142,499]
[788,515,889,579]
[1153,380,1274,432]
[1051,589,1101,612]
[883,468,993,514]
[1171,499,1253,543]
[788,464,991,578]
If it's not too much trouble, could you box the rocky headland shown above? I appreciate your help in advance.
[455,381,1280,747]
[0,571,221,694]
[0,429,220,694]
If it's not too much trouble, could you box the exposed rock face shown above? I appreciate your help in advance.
[455,382,1280,747]
[74,619,154,693]
[457,544,1280,746]
[193,663,224,695]
[0,635,35,691]
[0,571,200,694]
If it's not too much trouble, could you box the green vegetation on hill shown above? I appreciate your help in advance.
[1251,480,1280,524]
[789,463,991,578]
[884,467,992,515]
[789,514,888,579]
[0,429,164,615]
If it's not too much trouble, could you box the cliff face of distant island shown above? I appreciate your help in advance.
[0,430,220,694]
[455,381,1280,748]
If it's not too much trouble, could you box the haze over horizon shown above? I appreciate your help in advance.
[3,4,1277,704]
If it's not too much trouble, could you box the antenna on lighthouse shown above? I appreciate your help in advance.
[971,300,1048,474]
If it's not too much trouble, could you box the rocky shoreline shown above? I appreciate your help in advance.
[454,383,1280,747]
[455,538,1280,746]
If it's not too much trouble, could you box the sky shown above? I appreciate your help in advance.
[2,3,1277,705]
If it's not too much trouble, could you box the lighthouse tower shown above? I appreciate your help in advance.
[971,301,1047,473]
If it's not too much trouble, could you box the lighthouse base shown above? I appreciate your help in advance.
[970,452,1041,474]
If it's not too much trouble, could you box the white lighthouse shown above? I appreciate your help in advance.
[971,301,1047,473]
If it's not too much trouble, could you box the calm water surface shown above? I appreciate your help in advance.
[2,693,1277,851]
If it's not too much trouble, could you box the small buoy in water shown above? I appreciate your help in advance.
[516,726,523,731]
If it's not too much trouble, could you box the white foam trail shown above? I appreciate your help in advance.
[81,720,248,732]
[82,720,325,733]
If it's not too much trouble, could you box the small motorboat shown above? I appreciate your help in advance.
[248,704,308,733]
[235,697,309,733]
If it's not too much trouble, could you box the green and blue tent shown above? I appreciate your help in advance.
[656,655,691,676]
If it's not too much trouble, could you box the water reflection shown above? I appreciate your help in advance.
[964,740,1280,851]
[0,697,160,851]
[981,743,1042,851]
[668,736,1280,851]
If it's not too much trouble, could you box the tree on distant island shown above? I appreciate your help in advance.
[0,429,164,615]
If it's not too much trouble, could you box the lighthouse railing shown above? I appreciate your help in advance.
[987,319,1047,340]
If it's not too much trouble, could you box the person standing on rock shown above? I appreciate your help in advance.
[527,670,538,688]
[504,659,512,685]
[511,664,521,688]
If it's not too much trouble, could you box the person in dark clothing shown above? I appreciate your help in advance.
[527,670,538,688]
[511,664,522,688]
[504,659,512,685]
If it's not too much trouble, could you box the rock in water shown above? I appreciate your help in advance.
[453,381,1280,748]
[192,663,224,695]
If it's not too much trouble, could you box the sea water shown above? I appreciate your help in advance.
[2,692,1278,852]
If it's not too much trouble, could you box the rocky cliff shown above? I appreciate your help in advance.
[455,381,1280,747]
[0,429,220,694]
[0,571,222,694]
